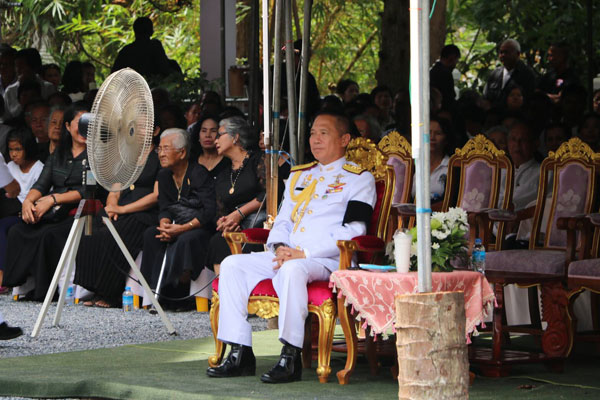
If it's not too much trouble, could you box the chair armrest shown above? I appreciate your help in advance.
[224,228,270,255]
[557,215,594,261]
[394,203,415,216]
[336,235,386,271]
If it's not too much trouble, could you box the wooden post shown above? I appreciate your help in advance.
[395,291,469,400]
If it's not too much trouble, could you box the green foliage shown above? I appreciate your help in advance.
[447,0,600,93]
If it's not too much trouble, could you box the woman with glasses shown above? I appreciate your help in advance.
[73,128,161,308]
[140,128,216,308]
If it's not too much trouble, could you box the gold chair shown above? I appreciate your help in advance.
[208,137,395,383]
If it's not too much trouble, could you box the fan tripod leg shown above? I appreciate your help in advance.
[31,216,86,338]
[154,251,168,301]
[102,217,176,335]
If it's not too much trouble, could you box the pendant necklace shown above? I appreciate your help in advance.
[229,154,248,194]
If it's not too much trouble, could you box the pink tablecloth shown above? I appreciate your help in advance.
[329,270,495,340]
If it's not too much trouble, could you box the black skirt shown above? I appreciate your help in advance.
[74,213,151,302]
[140,226,213,290]
[206,232,264,268]
[3,217,74,300]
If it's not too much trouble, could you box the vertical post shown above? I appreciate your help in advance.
[284,0,298,162]
[296,0,312,165]
[264,0,278,218]
[248,0,260,127]
[410,0,432,293]
[586,0,594,111]
[220,0,227,99]
[270,0,284,217]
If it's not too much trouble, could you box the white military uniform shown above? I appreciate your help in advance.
[218,156,376,348]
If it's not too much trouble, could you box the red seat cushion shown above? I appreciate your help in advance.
[212,278,333,306]
[243,228,270,243]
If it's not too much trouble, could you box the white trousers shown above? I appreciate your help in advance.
[217,251,331,348]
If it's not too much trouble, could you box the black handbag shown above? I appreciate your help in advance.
[167,197,201,224]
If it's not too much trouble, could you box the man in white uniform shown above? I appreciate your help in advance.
[0,153,23,340]
[207,111,376,383]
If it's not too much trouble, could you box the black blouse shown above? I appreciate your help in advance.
[214,151,266,218]
[157,162,216,227]
[118,151,160,207]
[31,149,87,197]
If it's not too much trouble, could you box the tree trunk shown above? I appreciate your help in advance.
[429,0,447,65]
[395,291,469,400]
[376,0,410,94]
[236,0,253,61]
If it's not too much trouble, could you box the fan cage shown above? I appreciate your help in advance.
[87,68,154,192]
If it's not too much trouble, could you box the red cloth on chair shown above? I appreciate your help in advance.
[243,228,270,242]
[212,278,334,306]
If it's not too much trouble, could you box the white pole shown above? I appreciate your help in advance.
[262,0,271,148]
[410,0,432,293]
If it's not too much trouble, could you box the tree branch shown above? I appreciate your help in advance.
[312,4,342,51]
[338,27,378,81]
[76,34,111,69]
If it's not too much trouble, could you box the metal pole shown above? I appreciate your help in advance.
[284,0,298,162]
[270,0,283,218]
[248,0,260,127]
[263,0,278,219]
[410,0,432,293]
[296,0,312,165]
[220,0,227,99]
[586,0,594,111]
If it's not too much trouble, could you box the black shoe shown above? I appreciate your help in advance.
[260,345,302,383]
[207,344,256,377]
[0,322,23,340]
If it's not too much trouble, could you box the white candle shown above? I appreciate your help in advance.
[394,230,412,273]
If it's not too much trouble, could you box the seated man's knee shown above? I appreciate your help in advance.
[220,254,246,277]
[277,259,309,282]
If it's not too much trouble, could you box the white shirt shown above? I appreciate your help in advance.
[498,158,541,211]
[267,156,377,272]
[7,160,44,203]
[0,153,14,188]
[502,67,513,89]
[3,75,56,119]
[411,155,450,202]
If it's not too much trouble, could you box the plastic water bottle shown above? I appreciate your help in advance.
[122,286,134,312]
[472,238,486,275]
[65,285,75,306]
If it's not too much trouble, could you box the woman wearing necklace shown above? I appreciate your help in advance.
[192,114,231,178]
[206,116,266,274]
[140,128,216,307]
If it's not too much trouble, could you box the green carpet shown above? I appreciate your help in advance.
[0,330,599,399]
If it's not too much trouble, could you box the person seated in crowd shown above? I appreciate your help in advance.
[206,110,376,383]
[46,105,65,156]
[0,128,43,292]
[503,84,525,114]
[593,89,600,114]
[61,61,88,102]
[158,103,187,131]
[23,100,51,162]
[542,122,570,156]
[3,79,42,128]
[411,116,454,204]
[3,48,56,119]
[206,116,266,275]
[74,132,161,308]
[0,45,17,102]
[0,97,10,155]
[503,120,541,211]
[112,17,173,78]
[485,125,509,153]
[538,42,579,103]
[140,128,216,307]
[41,64,61,89]
[370,85,395,129]
[483,39,536,108]
[185,101,202,130]
[430,44,461,112]
[578,113,600,152]
[2,102,89,301]
[320,95,344,113]
[353,113,382,141]
[336,79,359,105]
[82,61,96,91]
[47,91,73,108]
[192,114,230,178]
[558,84,587,136]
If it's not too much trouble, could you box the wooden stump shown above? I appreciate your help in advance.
[395,291,469,400]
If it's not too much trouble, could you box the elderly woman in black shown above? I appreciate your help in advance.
[3,102,89,300]
[207,116,266,274]
[140,128,216,304]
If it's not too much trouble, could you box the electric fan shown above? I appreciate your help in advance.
[32,68,176,337]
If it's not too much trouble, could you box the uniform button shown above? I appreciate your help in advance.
[313,194,319,199]
[300,227,305,232]
[319,177,324,182]
[296,246,301,250]
[308,210,313,214]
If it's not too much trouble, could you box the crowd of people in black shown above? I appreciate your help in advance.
[0,26,599,329]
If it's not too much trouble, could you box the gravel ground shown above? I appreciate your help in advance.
[0,292,267,359]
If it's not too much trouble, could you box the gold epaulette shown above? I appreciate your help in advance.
[290,161,317,172]
[343,163,366,174]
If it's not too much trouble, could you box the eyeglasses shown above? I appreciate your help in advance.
[155,146,183,154]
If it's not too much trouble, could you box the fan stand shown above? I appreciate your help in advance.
[31,199,177,338]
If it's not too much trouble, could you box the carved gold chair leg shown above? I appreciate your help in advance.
[309,299,336,384]
[208,291,226,368]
